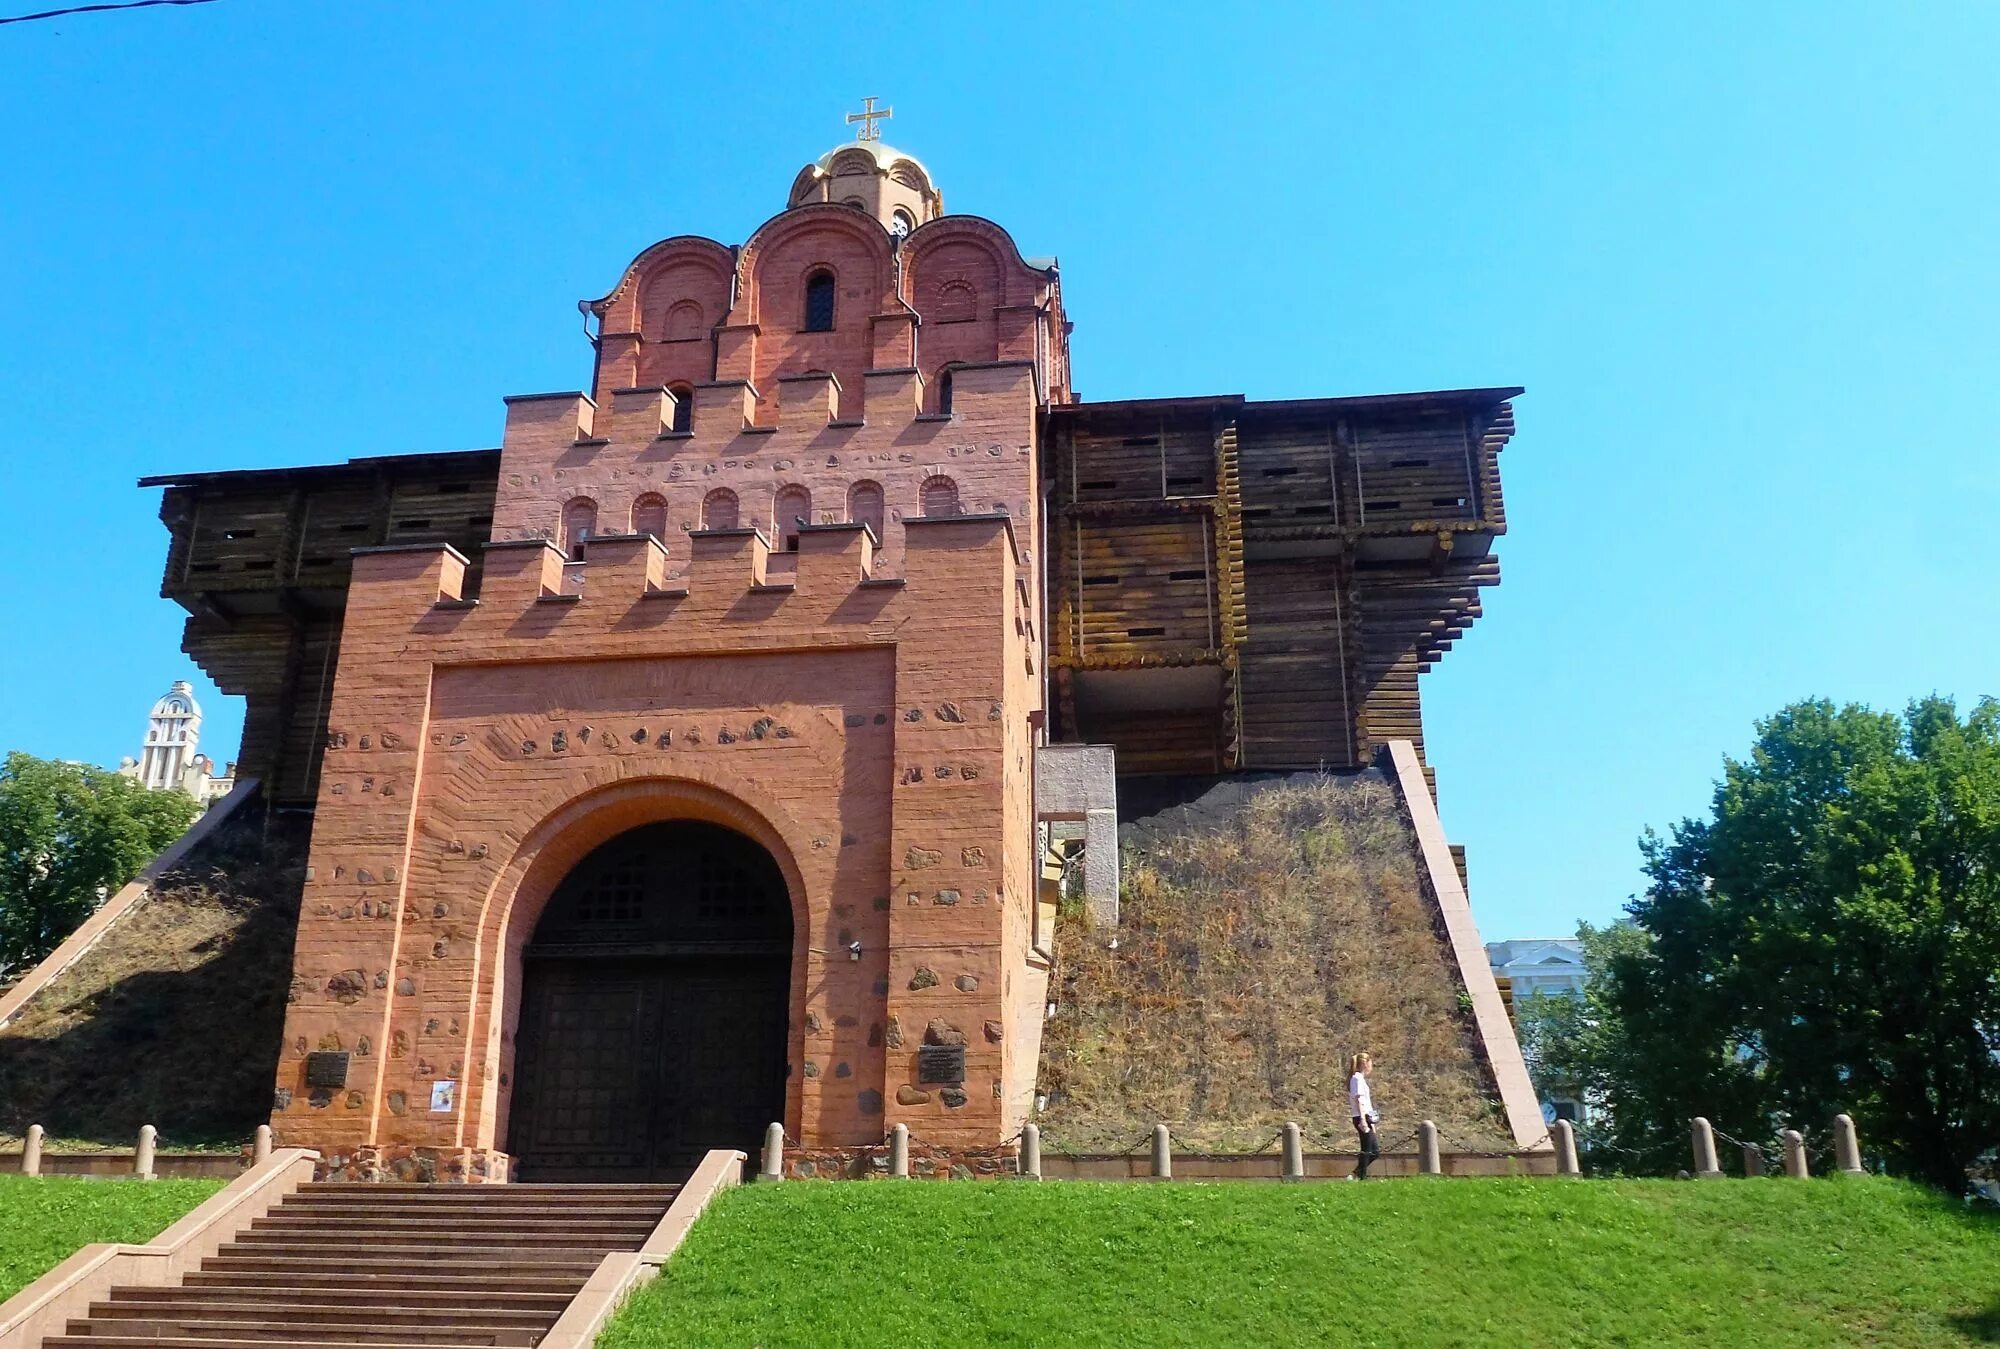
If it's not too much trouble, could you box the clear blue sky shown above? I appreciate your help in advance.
[3,2,1994,941]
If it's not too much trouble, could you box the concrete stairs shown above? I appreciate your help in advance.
[43,1181,682,1349]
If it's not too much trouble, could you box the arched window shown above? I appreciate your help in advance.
[631,493,668,542]
[889,209,915,241]
[935,280,976,323]
[561,497,598,560]
[663,300,705,341]
[847,480,885,541]
[935,366,956,416]
[701,488,739,531]
[773,485,812,551]
[667,384,694,434]
[803,270,836,332]
[841,197,867,211]
[920,475,961,518]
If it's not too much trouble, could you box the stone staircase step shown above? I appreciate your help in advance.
[111,1287,573,1311]
[241,1216,652,1232]
[49,1182,683,1349]
[47,1338,506,1349]
[84,1300,554,1330]
[224,1233,643,1254]
[179,1272,587,1296]
[63,1320,523,1347]
[199,1254,602,1278]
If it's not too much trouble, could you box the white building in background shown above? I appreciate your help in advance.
[1487,937,1589,1124]
[117,680,235,806]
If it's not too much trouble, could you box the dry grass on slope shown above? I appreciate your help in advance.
[1036,772,1512,1154]
[0,808,306,1148]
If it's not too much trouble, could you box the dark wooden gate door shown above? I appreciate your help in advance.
[508,822,791,1182]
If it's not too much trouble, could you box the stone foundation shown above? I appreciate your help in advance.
[788,1141,1017,1180]
[311,1144,512,1184]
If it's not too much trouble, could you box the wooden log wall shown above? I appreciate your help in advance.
[1051,394,1516,785]
[151,452,499,805]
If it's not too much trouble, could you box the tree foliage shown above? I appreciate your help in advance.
[1583,698,2000,1188]
[0,752,199,979]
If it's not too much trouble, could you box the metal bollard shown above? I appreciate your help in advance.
[1691,1118,1723,1179]
[135,1125,157,1180]
[1741,1143,1764,1178]
[1552,1119,1580,1177]
[253,1125,273,1166]
[890,1123,910,1178]
[1019,1124,1041,1180]
[757,1122,784,1182]
[1781,1128,1809,1178]
[1418,1120,1441,1175]
[22,1124,43,1178]
[1151,1123,1172,1180]
[1832,1114,1864,1174]
[1281,1122,1304,1181]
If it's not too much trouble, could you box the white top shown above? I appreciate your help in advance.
[1348,1071,1374,1120]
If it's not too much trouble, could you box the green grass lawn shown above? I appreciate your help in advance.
[602,1177,2000,1348]
[0,1175,222,1302]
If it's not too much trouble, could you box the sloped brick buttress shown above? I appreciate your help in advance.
[42,1182,680,1348]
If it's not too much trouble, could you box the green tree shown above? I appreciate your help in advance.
[0,752,198,979]
[1598,698,2000,1189]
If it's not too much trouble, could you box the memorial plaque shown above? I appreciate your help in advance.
[916,1044,965,1084]
[304,1051,351,1089]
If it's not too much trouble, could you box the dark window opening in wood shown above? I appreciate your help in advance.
[338,522,369,533]
[1262,466,1299,477]
[1127,626,1166,638]
[1080,480,1119,491]
[223,528,257,540]
[803,271,836,332]
[1432,497,1467,509]
[1167,569,1206,581]
[1082,574,1121,586]
[437,482,472,495]
[1166,475,1205,487]
[1391,458,1430,468]
[395,518,432,530]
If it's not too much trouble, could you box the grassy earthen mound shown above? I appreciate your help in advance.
[1036,771,1511,1154]
[0,806,306,1149]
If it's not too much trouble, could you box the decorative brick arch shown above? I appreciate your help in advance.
[464,773,818,1154]
[920,474,962,517]
[701,488,739,530]
[630,492,668,541]
[732,205,897,329]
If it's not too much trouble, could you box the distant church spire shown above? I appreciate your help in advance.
[137,679,201,792]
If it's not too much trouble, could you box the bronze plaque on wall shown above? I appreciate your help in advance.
[304,1051,351,1089]
[916,1045,965,1084]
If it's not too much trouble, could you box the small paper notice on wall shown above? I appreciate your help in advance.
[430,1080,456,1113]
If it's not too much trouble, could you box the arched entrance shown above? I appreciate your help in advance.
[507,820,791,1181]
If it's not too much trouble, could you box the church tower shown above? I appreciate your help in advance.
[135,680,201,792]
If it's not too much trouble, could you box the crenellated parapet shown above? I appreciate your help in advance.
[491,361,1044,601]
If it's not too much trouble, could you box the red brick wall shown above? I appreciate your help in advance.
[274,512,1042,1161]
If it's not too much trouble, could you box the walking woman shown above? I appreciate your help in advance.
[1348,1052,1381,1179]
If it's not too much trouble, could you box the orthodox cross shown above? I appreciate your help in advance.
[846,96,892,141]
